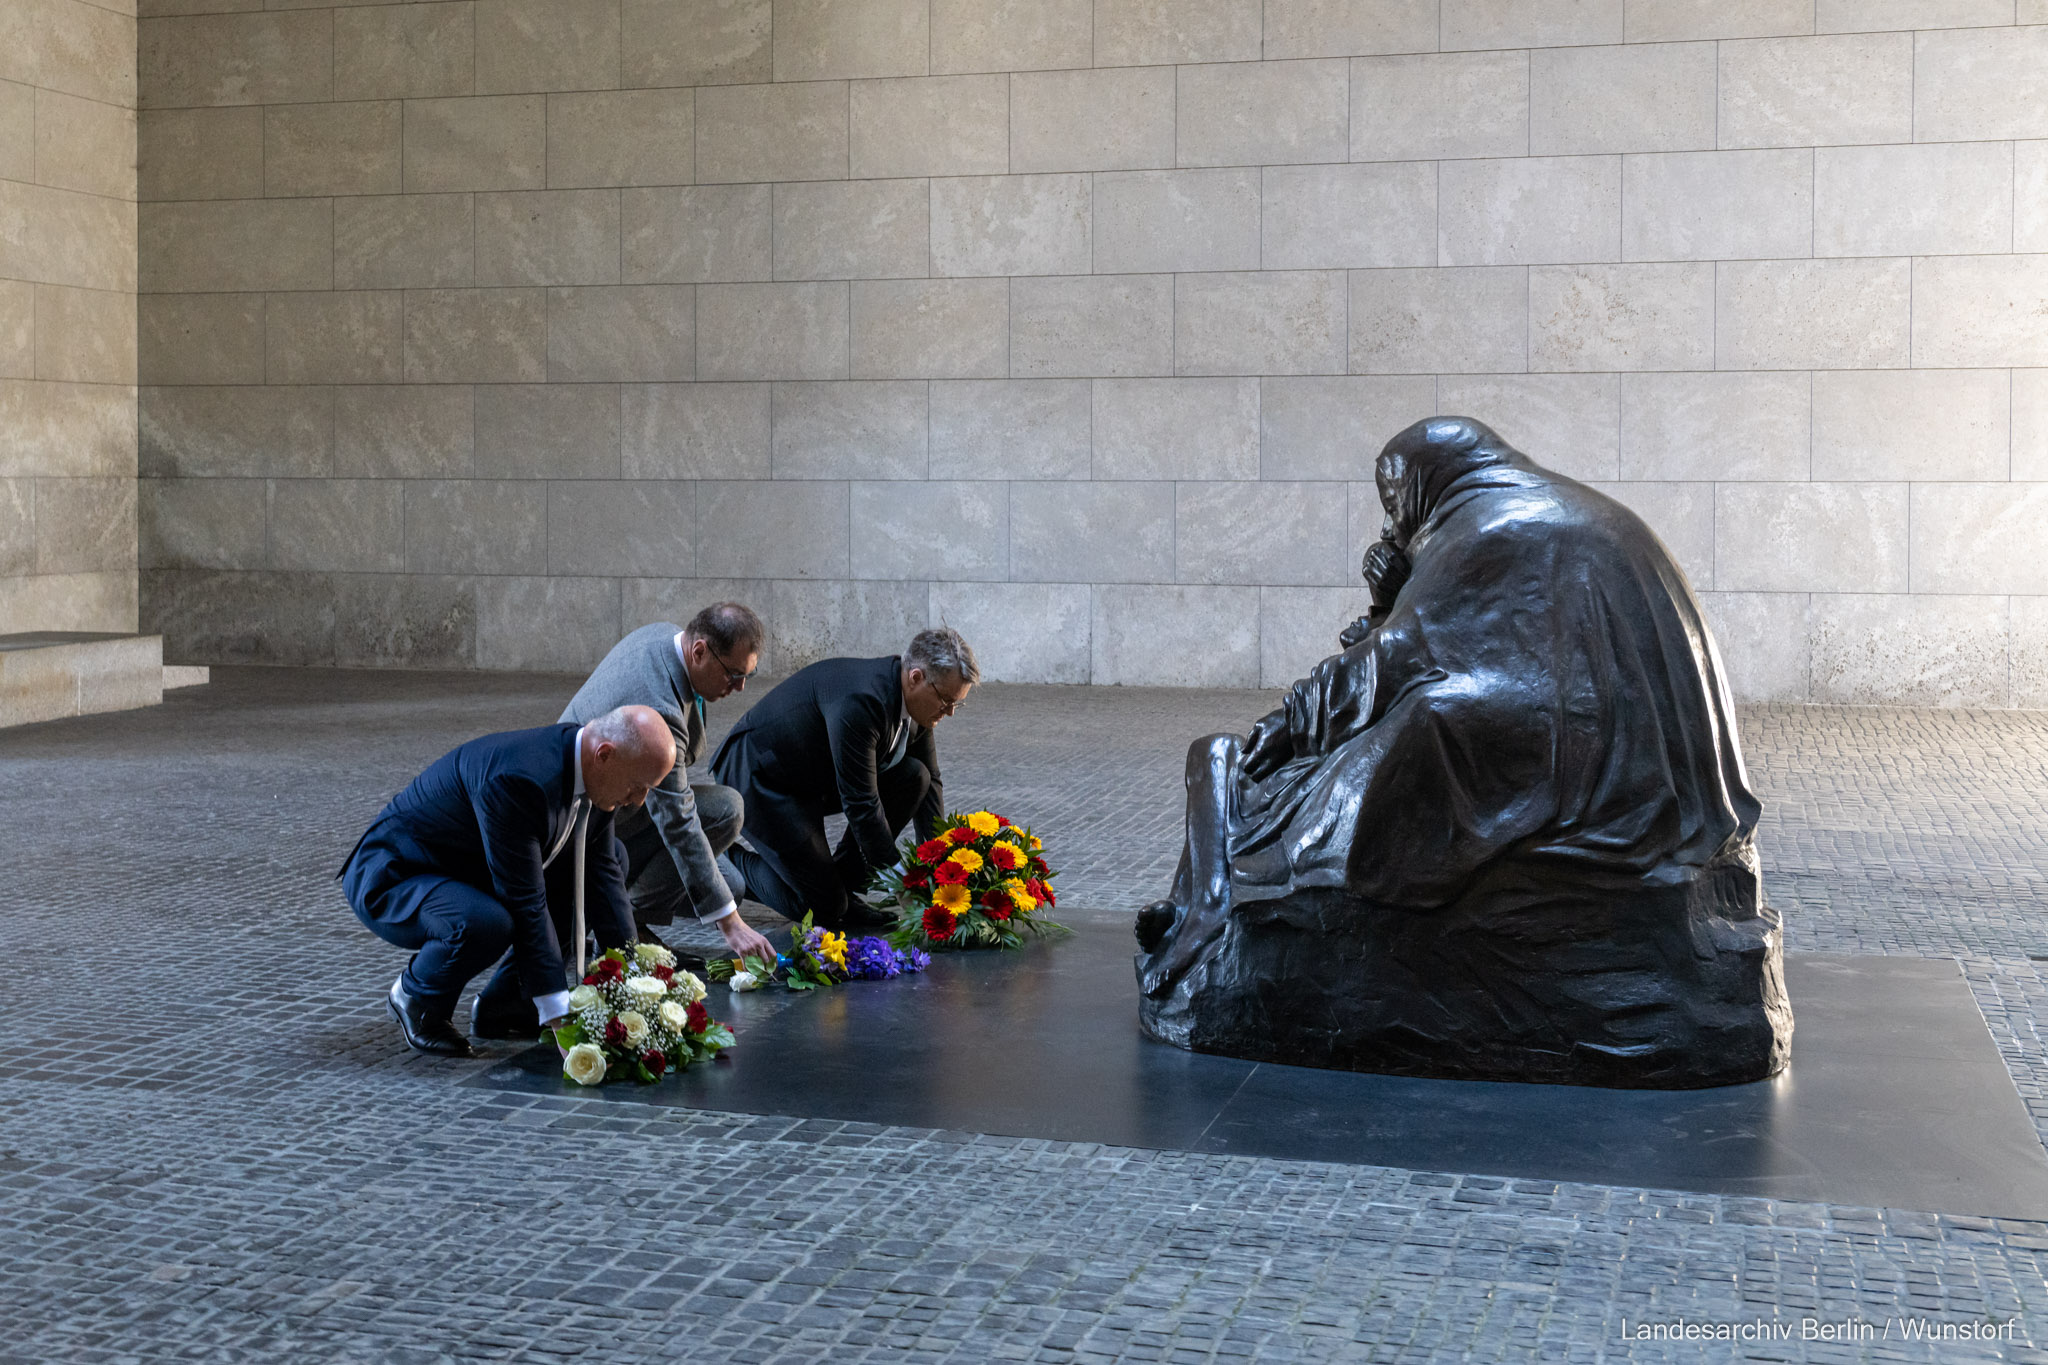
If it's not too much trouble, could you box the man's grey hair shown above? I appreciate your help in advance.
[586,704,665,760]
[906,627,980,685]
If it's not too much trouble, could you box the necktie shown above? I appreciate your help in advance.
[569,800,590,977]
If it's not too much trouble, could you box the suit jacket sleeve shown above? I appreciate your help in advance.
[472,773,567,1000]
[640,709,733,916]
[824,691,899,873]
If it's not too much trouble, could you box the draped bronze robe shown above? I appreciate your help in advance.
[1136,419,1792,1088]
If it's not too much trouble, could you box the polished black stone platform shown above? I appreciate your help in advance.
[476,932,2048,1219]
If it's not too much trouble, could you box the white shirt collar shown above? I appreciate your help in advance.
[571,725,587,802]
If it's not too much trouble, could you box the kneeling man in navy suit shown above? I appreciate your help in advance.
[341,706,677,1057]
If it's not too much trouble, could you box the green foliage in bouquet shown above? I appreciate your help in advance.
[704,912,842,992]
[705,913,931,991]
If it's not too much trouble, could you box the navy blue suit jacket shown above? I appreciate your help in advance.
[342,724,632,999]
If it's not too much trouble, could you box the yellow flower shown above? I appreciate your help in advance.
[966,811,1001,838]
[1028,834,1043,852]
[1003,877,1037,912]
[818,930,848,968]
[932,883,970,912]
[947,848,984,875]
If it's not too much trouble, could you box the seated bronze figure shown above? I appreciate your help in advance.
[1135,416,1793,1088]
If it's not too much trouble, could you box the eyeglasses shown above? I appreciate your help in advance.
[926,675,968,716]
[710,646,757,688]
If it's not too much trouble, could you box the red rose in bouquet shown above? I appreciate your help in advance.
[556,944,735,1088]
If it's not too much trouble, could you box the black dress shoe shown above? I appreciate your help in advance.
[387,982,475,1058]
[819,901,899,933]
[470,1006,541,1041]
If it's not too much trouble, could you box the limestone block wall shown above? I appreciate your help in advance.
[135,0,2048,704]
[0,0,138,635]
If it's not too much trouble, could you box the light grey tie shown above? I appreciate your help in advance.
[883,719,910,770]
[569,801,590,977]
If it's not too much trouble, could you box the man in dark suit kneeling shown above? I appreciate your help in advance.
[341,706,677,1056]
[713,628,978,931]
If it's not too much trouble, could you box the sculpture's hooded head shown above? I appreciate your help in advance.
[1374,416,1536,551]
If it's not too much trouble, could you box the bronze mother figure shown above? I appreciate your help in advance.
[1135,417,1793,1088]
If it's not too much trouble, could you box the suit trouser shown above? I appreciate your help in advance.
[615,782,743,928]
[465,857,634,1027]
[347,865,516,1014]
[727,757,935,927]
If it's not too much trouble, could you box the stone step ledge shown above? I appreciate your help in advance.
[0,633,165,730]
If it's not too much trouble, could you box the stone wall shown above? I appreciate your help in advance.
[1,0,137,635]
[136,0,2048,704]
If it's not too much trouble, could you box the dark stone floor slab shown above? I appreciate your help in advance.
[476,932,2048,1220]
[1198,956,2048,1217]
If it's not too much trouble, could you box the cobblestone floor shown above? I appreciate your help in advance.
[2,667,2046,1363]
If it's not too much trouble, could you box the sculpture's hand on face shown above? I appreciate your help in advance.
[1241,712,1293,784]
[1361,540,1412,614]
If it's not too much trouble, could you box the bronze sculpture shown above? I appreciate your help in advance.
[1135,417,1793,1088]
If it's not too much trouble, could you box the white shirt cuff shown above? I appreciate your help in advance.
[534,990,573,1025]
[699,900,737,922]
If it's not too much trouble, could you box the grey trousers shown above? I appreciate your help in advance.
[619,782,744,926]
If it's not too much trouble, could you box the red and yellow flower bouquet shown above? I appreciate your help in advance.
[878,809,1063,951]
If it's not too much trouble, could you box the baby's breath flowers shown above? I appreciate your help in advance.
[554,943,734,1086]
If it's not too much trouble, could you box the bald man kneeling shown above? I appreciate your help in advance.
[340,706,677,1057]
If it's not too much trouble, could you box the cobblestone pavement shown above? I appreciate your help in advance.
[2,667,2046,1364]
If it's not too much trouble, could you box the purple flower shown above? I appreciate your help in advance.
[797,927,848,982]
[844,936,901,980]
[896,946,931,974]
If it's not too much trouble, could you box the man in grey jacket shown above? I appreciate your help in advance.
[557,603,776,964]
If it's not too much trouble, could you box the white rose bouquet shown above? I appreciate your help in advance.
[553,942,735,1086]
